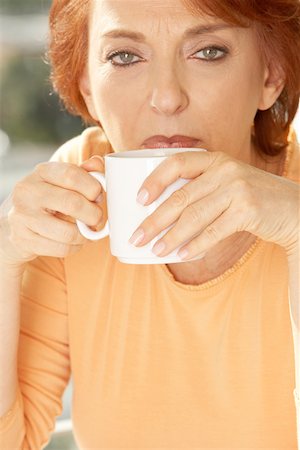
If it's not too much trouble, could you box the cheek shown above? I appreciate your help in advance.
[88,69,142,148]
[190,68,262,151]
[92,71,140,123]
[197,66,261,131]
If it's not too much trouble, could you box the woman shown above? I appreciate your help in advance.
[1,0,299,448]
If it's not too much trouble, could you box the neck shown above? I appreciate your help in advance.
[167,232,257,285]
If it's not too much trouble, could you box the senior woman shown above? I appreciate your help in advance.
[0,0,300,448]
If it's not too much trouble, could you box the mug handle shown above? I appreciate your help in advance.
[76,171,110,241]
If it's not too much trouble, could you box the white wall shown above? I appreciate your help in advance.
[293,105,300,139]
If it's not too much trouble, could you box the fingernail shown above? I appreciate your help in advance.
[129,228,145,246]
[152,241,166,256]
[137,188,149,205]
[178,248,189,260]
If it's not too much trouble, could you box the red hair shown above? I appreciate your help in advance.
[48,0,300,156]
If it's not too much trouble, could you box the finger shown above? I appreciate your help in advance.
[81,157,106,204]
[177,211,237,261]
[13,224,83,258]
[36,161,103,201]
[46,210,76,224]
[150,189,231,257]
[80,155,105,171]
[33,182,103,227]
[136,151,218,206]
[17,211,87,245]
[129,171,221,246]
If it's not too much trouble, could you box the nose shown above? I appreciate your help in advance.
[150,63,189,116]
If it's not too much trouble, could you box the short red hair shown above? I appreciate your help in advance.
[48,0,300,156]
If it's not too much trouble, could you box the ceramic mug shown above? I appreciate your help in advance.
[76,147,206,264]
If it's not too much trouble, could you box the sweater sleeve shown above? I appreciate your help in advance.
[0,255,71,450]
[286,131,300,449]
[0,127,111,449]
[294,389,300,450]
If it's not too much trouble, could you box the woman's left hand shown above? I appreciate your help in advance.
[128,151,299,260]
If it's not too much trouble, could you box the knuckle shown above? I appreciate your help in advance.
[61,224,77,244]
[65,192,84,213]
[8,227,18,243]
[231,209,245,230]
[12,178,38,211]
[246,197,259,218]
[170,153,186,169]
[204,224,219,243]
[90,205,103,227]
[63,165,79,185]
[184,204,202,223]
[233,177,249,193]
[233,179,257,212]
[9,226,25,248]
[89,179,103,201]
[7,214,21,235]
[223,159,240,175]
[11,182,26,208]
[170,153,186,167]
[35,162,48,176]
[170,188,190,209]
[7,207,16,225]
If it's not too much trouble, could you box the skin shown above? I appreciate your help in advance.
[0,0,298,412]
[0,162,103,264]
[1,0,298,282]
[82,0,282,158]
[79,0,299,284]
[81,7,299,398]
[0,0,298,427]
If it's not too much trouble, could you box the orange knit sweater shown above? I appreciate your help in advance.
[1,127,299,449]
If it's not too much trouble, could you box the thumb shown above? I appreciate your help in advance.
[80,155,104,172]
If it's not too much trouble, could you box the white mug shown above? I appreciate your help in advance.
[76,147,206,264]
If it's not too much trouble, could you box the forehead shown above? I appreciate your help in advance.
[92,0,193,15]
[90,0,220,32]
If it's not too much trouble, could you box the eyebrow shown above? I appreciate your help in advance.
[101,23,234,42]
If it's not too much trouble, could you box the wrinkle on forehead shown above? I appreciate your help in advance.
[91,0,221,39]
[93,0,187,11]
[92,0,193,19]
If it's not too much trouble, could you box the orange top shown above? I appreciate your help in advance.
[1,127,299,449]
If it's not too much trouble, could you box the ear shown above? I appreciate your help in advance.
[258,61,286,111]
[79,70,98,121]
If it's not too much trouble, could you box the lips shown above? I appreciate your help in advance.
[141,135,200,149]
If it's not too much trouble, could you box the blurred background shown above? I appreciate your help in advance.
[0,1,82,449]
[0,2,299,450]
[0,0,85,204]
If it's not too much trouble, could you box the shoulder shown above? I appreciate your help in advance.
[284,128,300,183]
[49,127,114,165]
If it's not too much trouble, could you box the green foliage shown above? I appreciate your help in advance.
[0,0,52,15]
[0,2,85,146]
[0,54,84,146]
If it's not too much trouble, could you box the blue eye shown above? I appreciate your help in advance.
[107,51,140,68]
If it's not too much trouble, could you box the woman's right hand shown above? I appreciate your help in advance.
[0,156,104,266]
